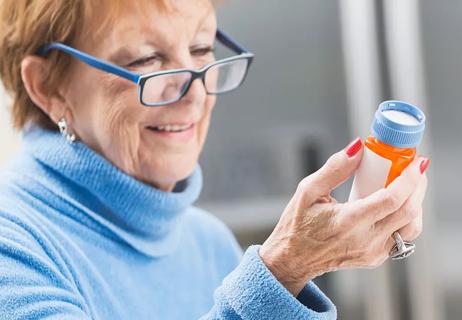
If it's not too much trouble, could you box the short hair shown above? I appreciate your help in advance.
[0,0,172,130]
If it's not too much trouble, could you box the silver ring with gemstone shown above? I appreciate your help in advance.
[389,231,416,260]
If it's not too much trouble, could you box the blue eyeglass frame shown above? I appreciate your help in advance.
[37,29,254,106]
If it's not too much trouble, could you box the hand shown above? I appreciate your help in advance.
[259,138,429,296]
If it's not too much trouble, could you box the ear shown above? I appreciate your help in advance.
[20,56,71,125]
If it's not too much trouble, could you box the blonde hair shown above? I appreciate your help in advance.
[0,0,170,130]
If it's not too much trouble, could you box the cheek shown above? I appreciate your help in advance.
[203,96,216,131]
[99,77,139,132]
[67,69,140,138]
[91,78,144,172]
[198,95,216,143]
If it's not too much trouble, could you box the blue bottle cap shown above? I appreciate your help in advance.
[371,100,426,148]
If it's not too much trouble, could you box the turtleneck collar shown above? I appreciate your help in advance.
[19,127,203,257]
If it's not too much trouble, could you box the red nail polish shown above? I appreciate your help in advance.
[419,158,430,174]
[345,137,362,158]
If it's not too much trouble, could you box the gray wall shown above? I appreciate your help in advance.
[199,0,350,203]
[420,0,462,317]
[420,0,462,222]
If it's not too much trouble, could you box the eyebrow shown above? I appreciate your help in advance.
[107,8,216,64]
[107,46,140,65]
[107,41,214,67]
[107,32,216,66]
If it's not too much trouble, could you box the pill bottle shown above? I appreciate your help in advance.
[349,100,426,201]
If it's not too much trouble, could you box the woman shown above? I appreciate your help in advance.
[0,0,428,319]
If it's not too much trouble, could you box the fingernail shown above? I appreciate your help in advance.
[345,137,362,158]
[419,158,430,174]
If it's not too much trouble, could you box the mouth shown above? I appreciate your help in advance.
[146,122,196,141]
[147,123,194,133]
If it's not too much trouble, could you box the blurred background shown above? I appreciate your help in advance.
[0,0,460,319]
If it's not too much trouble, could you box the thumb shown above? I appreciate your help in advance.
[297,137,363,203]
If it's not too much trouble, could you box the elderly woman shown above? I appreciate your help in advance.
[0,0,429,319]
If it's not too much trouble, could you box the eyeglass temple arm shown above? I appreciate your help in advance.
[36,29,250,84]
[216,29,250,54]
[36,43,141,84]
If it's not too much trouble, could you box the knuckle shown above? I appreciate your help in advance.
[355,256,369,268]
[336,211,352,228]
[296,176,312,192]
[383,192,402,211]
[324,154,343,175]
[405,204,421,220]
[373,256,387,268]
[337,206,360,230]
[372,221,386,235]
[400,219,423,241]
[364,255,385,269]
[358,244,386,268]
[411,220,423,239]
[296,178,308,191]
[413,227,423,239]
[314,155,342,186]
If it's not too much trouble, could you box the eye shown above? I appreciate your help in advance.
[191,46,215,57]
[126,54,161,68]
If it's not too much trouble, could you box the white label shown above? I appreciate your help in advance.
[349,147,392,201]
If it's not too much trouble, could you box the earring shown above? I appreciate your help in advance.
[57,118,76,144]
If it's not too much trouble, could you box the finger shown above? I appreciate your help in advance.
[347,156,428,223]
[384,215,423,254]
[399,215,423,242]
[385,235,397,255]
[297,138,363,206]
[374,173,427,234]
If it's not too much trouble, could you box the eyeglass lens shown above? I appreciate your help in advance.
[142,58,249,105]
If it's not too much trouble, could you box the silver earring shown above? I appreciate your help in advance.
[57,118,76,144]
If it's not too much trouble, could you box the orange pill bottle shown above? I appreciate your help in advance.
[349,100,426,200]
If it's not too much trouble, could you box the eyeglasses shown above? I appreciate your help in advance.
[37,29,254,107]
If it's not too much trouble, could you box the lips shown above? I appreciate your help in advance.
[147,123,194,133]
[146,122,196,142]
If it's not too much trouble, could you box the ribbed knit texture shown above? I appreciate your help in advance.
[0,127,336,319]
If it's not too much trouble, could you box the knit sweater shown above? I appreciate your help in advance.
[0,127,337,319]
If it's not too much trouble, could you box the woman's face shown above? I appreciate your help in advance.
[63,0,217,191]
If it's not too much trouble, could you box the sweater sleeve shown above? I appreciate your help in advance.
[0,215,91,320]
[200,245,337,320]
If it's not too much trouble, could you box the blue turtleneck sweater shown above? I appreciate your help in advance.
[0,127,336,319]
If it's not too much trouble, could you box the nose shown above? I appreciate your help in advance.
[182,76,207,104]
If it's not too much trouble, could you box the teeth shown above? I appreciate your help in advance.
[153,123,191,132]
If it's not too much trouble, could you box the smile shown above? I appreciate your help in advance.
[146,123,196,142]
[148,123,194,133]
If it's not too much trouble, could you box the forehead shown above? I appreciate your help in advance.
[79,0,216,54]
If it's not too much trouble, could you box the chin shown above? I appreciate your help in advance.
[139,155,198,190]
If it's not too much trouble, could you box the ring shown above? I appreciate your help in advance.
[389,231,416,260]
